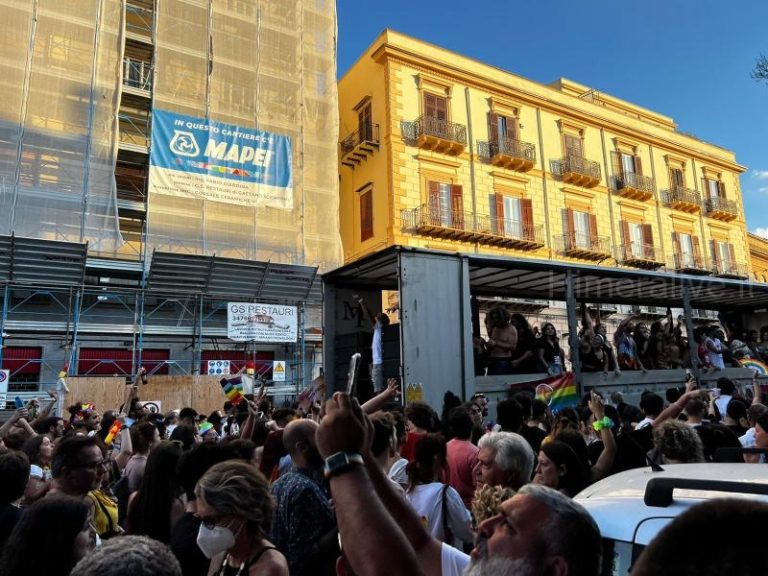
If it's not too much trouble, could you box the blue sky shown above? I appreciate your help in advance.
[336,0,768,237]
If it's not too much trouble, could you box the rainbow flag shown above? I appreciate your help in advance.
[220,376,245,405]
[104,420,122,446]
[509,373,579,413]
[739,358,768,376]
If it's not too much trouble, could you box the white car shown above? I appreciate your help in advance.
[574,463,768,576]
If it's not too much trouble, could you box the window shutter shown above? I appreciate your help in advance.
[620,220,630,260]
[360,191,373,242]
[495,193,505,234]
[588,213,598,247]
[692,235,703,266]
[728,242,737,266]
[672,232,681,267]
[642,224,654,259]
[701,178,708,197]
[521,198,533,240]
[710,240,719,266]
[504,115,517,141]
[428,181,440,224]
[565,135,582,158]
[611,151,623,187]
[451,185,464,229]
[635,156,643,176]
[489,112,499,144]
[718,181,726,198]
[565,208,575,248]
[435,95,448,121]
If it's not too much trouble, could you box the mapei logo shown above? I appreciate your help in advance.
[169,130,200,157]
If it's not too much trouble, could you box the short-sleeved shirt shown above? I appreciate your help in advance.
[441,542,471,576]
[446,438,478,509]
[405,483,473,547]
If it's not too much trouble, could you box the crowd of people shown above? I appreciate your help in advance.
[0,366,766,576]
[475,303,768,376]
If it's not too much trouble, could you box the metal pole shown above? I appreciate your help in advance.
[194,294,204,375]
[682,285,700,381]
[298,301,305,396]
[68,288,83,375]
[565,271,583,396]
[0,285,9,367]
[136,288,146,373]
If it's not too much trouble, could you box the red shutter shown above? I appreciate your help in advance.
[451,185,464,229]
[565,208,576,248]
[2,347,42,376]
[489,112,499,144]
[588,213,599,248]
[77,348,169,375]
[642,224,654,259]
[424,93,435,118]
[360,191,373,241]
[428,181,440,225]
[521,198,534,240]
[620,220,630,259]
[495,193,505,234]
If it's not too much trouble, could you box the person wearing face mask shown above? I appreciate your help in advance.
[195,460,288,576]
[270,419,335,575]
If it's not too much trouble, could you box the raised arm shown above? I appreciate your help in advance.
[361,378,400,414]
[588,392,616,482]
[354,295,377,329]
[316,393,425,576]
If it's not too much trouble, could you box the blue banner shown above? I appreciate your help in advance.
[148,109,293,208]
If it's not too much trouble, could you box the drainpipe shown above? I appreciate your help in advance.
[599,128,617,255]
[648,144,666,263]
[536,108,551,256]
[464,87,478,252]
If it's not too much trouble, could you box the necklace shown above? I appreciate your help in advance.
[220,555,246,576]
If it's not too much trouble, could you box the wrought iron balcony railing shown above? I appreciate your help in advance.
[402,116,466,154]
[477,138,536,171]
[340,123,380,167]
[672,252,710,274]
[662,187,702,212]
[713,261,749,279]
[552,155,601,187]
[401,205,543,249]
[704,196,739,218]
[554,233,611,258]
[613,172,655,199]
[616,243,663,268]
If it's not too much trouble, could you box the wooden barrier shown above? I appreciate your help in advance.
[66,375,229,416]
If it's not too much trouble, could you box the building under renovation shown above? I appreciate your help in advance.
[0,0,341,401]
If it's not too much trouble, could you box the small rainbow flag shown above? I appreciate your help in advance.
[510,373,579,413]
[198,421,214,436]
[104,420,122,446]
[739,358,768,376]
[220,376,245,405]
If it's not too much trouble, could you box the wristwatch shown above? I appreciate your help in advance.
[323,452,364,479]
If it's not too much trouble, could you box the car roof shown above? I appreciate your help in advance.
[574,464,768,544]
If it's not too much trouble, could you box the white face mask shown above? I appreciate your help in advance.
[196,523,236,559]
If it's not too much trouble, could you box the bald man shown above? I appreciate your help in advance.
[270,419,336,575]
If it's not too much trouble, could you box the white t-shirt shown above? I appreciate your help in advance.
[707,338,725,369]
[441,542,470,576]
[372,319,383,365]
[405,482,473,547]
[714,394,732,420]
[388,457,408,487]
[635,417,654,430]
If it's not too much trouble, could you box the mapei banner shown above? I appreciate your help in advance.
[227,302,298,343]
[149,109,293,209]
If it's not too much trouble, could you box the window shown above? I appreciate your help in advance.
[673,232,700,268]
[564,134,583,158]
[2,347,42,392]
[621,221,653,259]
[711,239,736,270]
[489,112,516,143]
[621,153,637,175]
[428,181,463,229]
[358,103,373,142]
[360,189,373,241]
[669,168,685,189]
[424,93,447,121]
[704,177,724,199]
[495,194,533,239]
[565,208,596,249]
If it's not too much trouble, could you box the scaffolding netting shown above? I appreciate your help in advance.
[0,0,123,251]
[148,0,342,271]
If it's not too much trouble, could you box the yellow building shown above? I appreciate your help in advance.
[749,233,768,283]
[338,30,750,281]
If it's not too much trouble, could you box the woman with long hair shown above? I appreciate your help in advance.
[404,434,472,549]
[126,440,184,543]
[536,322,563,375]
[0,495,96,576]
[195,460,288,575]
[533,440,589,497]
[21,434,54,504]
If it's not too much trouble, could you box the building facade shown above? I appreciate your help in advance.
[0,0,340,397]
[339,30,750,283]
[750,233,768,284]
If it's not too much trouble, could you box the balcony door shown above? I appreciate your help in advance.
[678,233,695,267]
[628,222,645,258]
[621,153,637,176]
[503,196,521,237]
[573,210,591,248]
[705,178,722,200]
[669,168,685,190]
[358,103,372,142]
[428,181,463,229]
[564,134,583,158]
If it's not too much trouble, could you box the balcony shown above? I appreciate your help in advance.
[615,243,664,270]
[340,123,380,168]
[477,138,536,172]
[554,233,611,260]
[662,187,702,213]
[613,172,655,201]
[672,253,711,275]
[400,205,543,250]
[552,155,601,188]
[713,261,749,280]
[402,115,466,155]
[123,58,153,94]
[704,196,739,222]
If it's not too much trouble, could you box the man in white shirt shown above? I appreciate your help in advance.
[356,295,390,392]
[713,377,736,420]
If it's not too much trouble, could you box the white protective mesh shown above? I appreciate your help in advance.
[148,0,342,271]
[0,0,123,250]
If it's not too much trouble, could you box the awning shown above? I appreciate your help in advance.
[0,235,87,286]
[323,246,768,311]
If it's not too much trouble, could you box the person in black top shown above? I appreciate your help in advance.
[0,450,29,551]
[509,314,538,374]
[535,323,562,375]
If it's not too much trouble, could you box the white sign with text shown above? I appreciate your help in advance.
[227,303,298,343]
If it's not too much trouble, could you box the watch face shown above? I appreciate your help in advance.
[326,452,348,470]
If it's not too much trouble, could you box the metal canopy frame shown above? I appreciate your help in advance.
[324,246,768,311]
[0,235,87,286]
[146,251,320,304]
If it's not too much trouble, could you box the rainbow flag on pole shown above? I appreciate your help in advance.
[509,373,579,413]
[220,376,245,405]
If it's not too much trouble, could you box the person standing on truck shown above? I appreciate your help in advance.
[485,305,517,375]
[355,295,390,393]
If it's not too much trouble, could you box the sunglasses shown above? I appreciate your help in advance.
[72,459,106,470]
